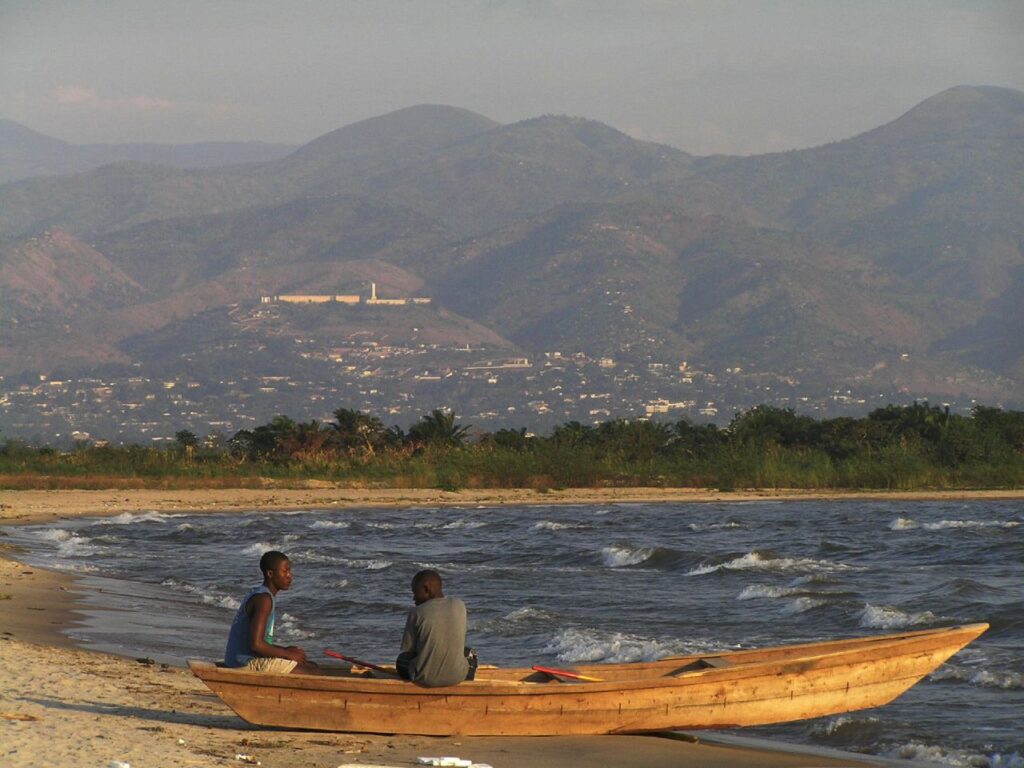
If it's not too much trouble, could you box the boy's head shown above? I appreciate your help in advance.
[260,550,293,592]
[411,569,443,605]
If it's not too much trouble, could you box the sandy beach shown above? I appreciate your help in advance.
[5,486,1011,767]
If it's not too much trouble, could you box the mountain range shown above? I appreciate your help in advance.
[2,85,1023,413]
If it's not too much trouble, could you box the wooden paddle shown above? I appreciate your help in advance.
[324,649,399,676]
[531,664,604,682]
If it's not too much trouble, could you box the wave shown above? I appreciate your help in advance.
[472,606,560,635]
[337,557,393,570]
[503,606,557,623]
[440,519,486,530]
[95,511,177,526]
[602,545,655,567]
[809,715,883,746]
[687,550,854,576]
[278,611,315,641]
[889,517,917,530]
[925,519,1020,530]
[542,627,717,664]
[310,520,351,529]
[533,520,591,531]
[782,596,829,615]
[889,517,1020,531]
[33,528,102,557]
[161,578,239,610]
[883,741,1024,768]
[737,584,803,600]
[930,664,1024,690]
[857,603,939,629]
[687,520,742,531]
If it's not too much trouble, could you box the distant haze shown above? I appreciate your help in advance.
[2,1,1022,155]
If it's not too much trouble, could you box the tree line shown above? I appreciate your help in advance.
[3,403,1024,490]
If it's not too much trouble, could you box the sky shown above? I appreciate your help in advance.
[2,0,1022,156]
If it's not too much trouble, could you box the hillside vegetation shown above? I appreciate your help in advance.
[2,87,1023,404]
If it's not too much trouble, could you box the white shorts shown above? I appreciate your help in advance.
[245,657,298,674]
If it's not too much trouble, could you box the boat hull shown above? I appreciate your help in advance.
[188,623,987,735]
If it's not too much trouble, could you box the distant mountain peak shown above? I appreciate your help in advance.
[865,84,1024,143]
[290,104,499,162]
[0,118,69,149]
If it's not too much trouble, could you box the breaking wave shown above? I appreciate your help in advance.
[883,741,1024,767]
[542,627,712,664]
[687,550,853,576]
[857,603,939,629]
[601,545,655,567]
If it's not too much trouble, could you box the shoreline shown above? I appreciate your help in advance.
[3,484,1022,526]
[3,486,994,766]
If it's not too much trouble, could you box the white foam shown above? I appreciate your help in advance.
[338,557,393,570]
[440,519,486,529]
[35,528,101,557]
[241,541,285,556]
[783,597,828,615]
[923,519,1021,530]
[278,612,314,641]
[96,511,174,525]
[930,664,1024,690]
[688,521,742,531]
[687,551,853,576]
[601,545,654,567]
[533,520,589,531]
[889,517,917,530]
[737,584,801,600]
[542,627,715,664]
[883,741,1024,767]
[310,520,350,529]
[857,603,938,629]
[502,606,554,622]
[162,579,240,610]
[809,715,880,737]
[890,516,1020,531]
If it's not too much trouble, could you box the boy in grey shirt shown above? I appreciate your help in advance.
[396,569,477,687]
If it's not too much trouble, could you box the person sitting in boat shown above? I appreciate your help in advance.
[223,550,318,674]
[396,569,477,686]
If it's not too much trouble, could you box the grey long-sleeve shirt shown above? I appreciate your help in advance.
[399,596,469,687]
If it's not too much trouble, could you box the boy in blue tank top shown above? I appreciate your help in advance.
[223,550,317,674]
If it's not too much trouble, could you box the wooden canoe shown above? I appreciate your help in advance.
[188,622,987,736]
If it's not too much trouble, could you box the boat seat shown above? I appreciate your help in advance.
[669,656,733,676]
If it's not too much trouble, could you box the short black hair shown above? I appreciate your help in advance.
[412,569,442,591]
[260,550,289,574]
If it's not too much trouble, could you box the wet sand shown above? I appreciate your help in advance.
[5,486,995,766]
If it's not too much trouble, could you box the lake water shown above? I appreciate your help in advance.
[5,499,1022,766]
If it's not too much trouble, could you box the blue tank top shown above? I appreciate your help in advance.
[223,584,276,667]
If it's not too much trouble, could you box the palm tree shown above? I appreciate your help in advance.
[407,409,470,447]
[331,407,389,455]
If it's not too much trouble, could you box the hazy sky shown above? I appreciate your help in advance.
[2,1,1022,155]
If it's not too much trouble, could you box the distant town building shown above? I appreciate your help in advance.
[261,281,430,307]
